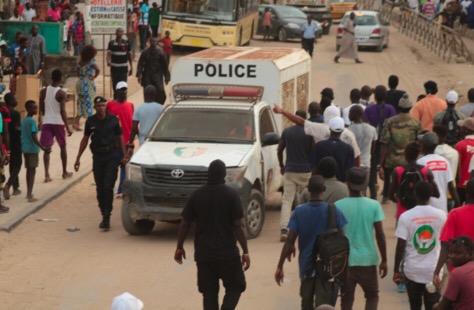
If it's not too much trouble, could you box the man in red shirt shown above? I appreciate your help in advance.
[433,179,474,289]
[454,117,474,203]
[107,81,134,198]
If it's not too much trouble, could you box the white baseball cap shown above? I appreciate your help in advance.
[116,81,128,90]
[446,90,459,104]
[323,105,341,124]
[329,116,345,132]
[111,292,144,310]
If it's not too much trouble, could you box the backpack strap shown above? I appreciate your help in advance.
[327,203,337,229]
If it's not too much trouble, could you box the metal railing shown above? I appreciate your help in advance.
[358,0,473,63]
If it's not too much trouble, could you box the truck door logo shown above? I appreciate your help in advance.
[171,169,185,179]
[174,147,207,158]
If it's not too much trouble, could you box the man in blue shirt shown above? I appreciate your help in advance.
[275,175,347,309]
[301,15,318,58]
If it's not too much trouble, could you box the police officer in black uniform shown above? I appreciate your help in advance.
[74,96,128,230]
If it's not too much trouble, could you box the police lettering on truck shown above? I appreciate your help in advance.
[194,64,257,78]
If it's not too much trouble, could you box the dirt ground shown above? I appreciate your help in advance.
[0,28,473,309]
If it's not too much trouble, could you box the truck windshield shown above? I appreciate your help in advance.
[150,108,255,144]
[164,0,235,22]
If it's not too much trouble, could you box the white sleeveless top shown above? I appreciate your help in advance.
[43,86,64,125]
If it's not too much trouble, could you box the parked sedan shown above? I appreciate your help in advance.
[336,11,389,52]
[257,5,323,42]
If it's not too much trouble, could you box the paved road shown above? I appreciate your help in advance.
[1,27,472,309]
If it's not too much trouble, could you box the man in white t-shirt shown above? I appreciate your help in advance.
[416,131,460,212]
[394,181,446,309]
[273,104,361,167]
[22,2,36,21]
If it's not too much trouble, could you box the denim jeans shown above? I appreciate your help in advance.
[341,266,379,310]
[197,257,246,310]
[405,277,440,310]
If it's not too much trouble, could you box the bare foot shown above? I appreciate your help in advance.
[62,172,73,179]
[44,176,53,183]
[27,197,38,203]
[0,205,9,214]
[12,189,21,195]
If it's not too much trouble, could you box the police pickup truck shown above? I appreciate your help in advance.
[121,84,282,238]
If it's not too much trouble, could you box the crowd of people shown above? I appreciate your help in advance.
[407,0,474,29]
[270,76,474,309]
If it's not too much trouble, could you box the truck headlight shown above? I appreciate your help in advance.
[225,167,247,184]
[287,23,300,29]
[127,164,143,181]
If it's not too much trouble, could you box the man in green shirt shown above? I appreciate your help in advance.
[149,2,162,38]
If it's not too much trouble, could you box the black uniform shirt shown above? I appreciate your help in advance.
[85,113,122,155]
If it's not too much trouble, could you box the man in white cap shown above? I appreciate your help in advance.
[112,292,143,310]
[311,117,355,182]
[273,104,360,167]
[433,90,466,146]
[107,81,134,198]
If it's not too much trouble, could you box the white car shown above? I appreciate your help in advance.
[336,10,389,52]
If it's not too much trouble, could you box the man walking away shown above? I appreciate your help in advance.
[308,101,323,123]
[336,167,387,310]
[394,181,446,310]
[434,236,474,310]
[334,12,362,64]
[318,157,349,204]
[301,15,318,58]
[107,28,133,98]
[278,110,313,242]
[417,131,460,212]
[342,89,365,126]
[3,93,22,199]
[75,96,128,230]
[411,80,447,130]
[275,175,347,309]
[129,85,163,146]
[39,69,73,182]
[175,160,250,310]
[386,75,405,113]
[433,90,466,146]
[433,124,458,183]
[136,36,170,104]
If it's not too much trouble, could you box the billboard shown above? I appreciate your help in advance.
[85,0,127,35]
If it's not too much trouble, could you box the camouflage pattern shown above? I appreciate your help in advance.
[379,113,422,169]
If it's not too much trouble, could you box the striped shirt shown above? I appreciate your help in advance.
[108,40,131,68]
[139,3,149,26]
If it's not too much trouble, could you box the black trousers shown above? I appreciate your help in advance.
[302,38,315,57]
[7,150,22,190]
[197,257,246,310]
[139,25,149,51]
[92,154,119,217]
[151,25,159,37]
[111,67,128,98]
[405,277,440,310]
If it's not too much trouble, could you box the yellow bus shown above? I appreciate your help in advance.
[161,0,259,48]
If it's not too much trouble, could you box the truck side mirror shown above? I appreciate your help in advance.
[262,132,280,146]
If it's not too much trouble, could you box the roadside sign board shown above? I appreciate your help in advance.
[85,0,127,35]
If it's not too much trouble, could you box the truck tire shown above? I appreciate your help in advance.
[245,189,265,239]
[278,28,287,42]
[121,203,155,235]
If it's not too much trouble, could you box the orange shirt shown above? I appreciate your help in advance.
[411,94,447,130]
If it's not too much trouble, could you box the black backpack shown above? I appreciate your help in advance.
[398,165,425,210]
[442,108,461,145]
[313,204,350,280]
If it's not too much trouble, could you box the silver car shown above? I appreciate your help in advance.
[336,10,389,52]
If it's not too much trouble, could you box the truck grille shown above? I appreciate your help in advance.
[144,196,188,208]
[144,167,208,187]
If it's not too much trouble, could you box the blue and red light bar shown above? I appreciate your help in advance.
[173,84,263,103]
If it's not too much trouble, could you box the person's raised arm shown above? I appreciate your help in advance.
[374,221,387,278]
[273,104,305,126]
[232,218,250,271]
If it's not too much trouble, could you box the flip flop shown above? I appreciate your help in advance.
[62,172,73,179]
[0,206,9,214]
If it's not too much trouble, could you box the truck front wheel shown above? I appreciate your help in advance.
[245,189,265,239]
[121,204,155,235]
